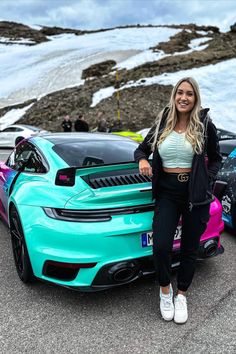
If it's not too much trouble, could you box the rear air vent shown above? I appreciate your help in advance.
[83,172,152,189]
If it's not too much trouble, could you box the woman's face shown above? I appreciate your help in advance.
[174,81,196,115]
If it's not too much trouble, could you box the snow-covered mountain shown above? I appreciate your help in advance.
[0,21,236,132]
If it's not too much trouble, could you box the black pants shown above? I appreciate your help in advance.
[152,172,210,292]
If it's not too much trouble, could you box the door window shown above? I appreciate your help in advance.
[6,141,48,173]
[2,127,18,132]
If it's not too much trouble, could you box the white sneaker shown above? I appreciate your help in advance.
[159,284,174,321]
[174,294,188,324]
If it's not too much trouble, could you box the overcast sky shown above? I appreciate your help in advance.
[0,0,235,32]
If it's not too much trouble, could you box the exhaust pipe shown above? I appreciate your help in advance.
[108,261,139,283]
[201,239,218,257]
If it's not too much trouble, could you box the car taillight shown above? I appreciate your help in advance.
[55,168,75,186]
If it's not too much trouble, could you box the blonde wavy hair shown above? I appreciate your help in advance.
[151,77,205,154]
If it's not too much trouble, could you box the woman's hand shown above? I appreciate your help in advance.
[139,159,153,177]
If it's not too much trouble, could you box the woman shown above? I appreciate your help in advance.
[134,77,222,324]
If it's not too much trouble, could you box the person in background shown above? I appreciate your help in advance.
[134,77,222,324]
[97,110,108,132]
[74,114,89,132]
[61,115,72,132]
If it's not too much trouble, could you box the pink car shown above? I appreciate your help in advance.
[141,196,224,271]
[173,198,224,261]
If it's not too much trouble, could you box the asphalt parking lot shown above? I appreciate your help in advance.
[0,222,236,353]
[0,148,236,353]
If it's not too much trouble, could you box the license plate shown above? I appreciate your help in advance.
[141,226,182,247]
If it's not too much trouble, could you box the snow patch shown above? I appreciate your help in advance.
[0,103,34,130]
[0,27,181,108]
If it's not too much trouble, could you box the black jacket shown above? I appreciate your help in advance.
[134,108,222,208]
[74,119,89,132]
[61,120,72,132]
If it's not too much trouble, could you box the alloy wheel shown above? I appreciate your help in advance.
[10,206,34,282]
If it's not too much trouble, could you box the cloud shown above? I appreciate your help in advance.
[0,0,235,31]
[141,0,236,31]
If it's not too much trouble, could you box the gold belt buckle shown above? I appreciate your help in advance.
[177,173,189,182]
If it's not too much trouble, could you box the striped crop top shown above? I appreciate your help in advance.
[158,131,194,168]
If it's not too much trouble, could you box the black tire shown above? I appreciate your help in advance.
[15,136,24,146]
[10,205,35,283]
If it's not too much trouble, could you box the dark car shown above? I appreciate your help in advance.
[217,139,236,234]
[217,128,236,141]
[219,139,236,162]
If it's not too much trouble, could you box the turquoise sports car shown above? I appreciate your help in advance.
[0,133,224,291]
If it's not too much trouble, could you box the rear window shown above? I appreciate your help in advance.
[52,140,139,166]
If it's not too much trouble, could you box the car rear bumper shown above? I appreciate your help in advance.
[48,244,225,292]
[18,204,224,291]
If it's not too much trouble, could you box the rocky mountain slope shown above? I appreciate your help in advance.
[0,21,236,132]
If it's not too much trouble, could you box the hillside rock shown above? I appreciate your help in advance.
[0,99,37,117]
[39,26,86,36]
[1,22,236,132]
[17,26,236,132]
[116,31,236,84]
[18,86,92,131]
[230,23,236,32]
[152,29,205,53]
[0,21,48,44]
[17,82,172,132]
[39,24,156,37]
[82,60,117,79]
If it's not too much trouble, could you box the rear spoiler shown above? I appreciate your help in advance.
[55,162,141,186]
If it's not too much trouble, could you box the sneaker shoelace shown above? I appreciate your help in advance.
[175,296,187,310]
[162,296,173,309]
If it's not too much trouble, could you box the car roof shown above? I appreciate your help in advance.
[17,124,41,130]
[219,139,236,147]
[39,132,138,145]
[7,124,40,130]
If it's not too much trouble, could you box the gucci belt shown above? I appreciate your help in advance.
[177,173,189,182]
